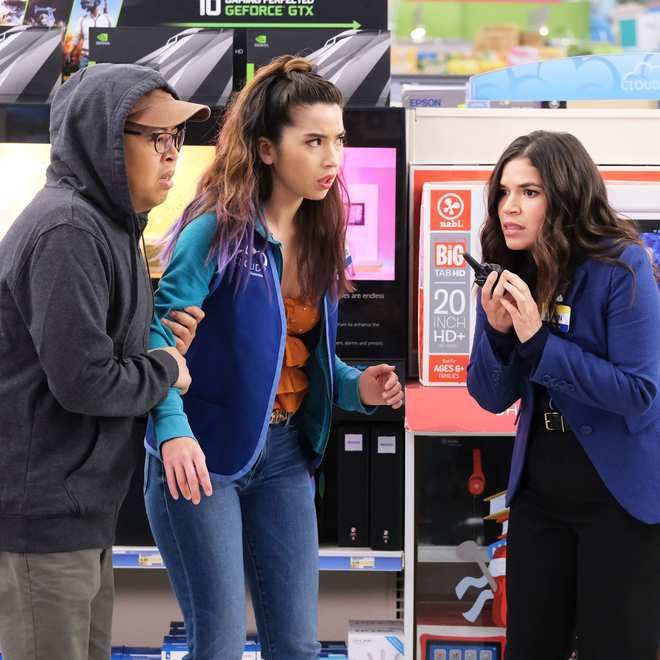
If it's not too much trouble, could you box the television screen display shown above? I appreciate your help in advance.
[144,145,398,283]
[343,146,396,282]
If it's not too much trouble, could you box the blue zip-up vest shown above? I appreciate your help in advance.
[145,213,371,482]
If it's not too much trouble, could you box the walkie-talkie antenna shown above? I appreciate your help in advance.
[463,251,503,288]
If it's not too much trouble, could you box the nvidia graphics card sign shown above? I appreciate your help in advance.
[119,0,386,29]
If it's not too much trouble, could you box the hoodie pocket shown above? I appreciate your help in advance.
[64,418,143,517]
[18,478,81,518]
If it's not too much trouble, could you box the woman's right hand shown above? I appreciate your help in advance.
[161,437,213,505]
[481,270,514,334]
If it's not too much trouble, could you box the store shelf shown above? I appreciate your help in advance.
[113,546,403,572]
[417,544,480,564]
[405,383,517,436]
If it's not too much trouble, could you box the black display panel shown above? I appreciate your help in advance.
[0,25,62,102]
[117,0,387,30]
[336,107,407,363]
[89,26,234,105]
[246,28,390,107]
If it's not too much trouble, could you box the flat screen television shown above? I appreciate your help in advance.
[148,108,408,362]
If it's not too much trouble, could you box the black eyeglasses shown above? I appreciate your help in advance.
[124,126,186,154]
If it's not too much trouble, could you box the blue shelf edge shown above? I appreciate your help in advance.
[112,546,403,572]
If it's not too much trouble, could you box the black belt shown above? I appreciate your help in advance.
[543,411,568,432]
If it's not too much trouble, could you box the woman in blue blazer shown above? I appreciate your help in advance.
[467,131,659,660]
[143,56,403,659]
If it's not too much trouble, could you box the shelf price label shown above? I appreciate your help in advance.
[138,553,164,567]
[350,556,376,570]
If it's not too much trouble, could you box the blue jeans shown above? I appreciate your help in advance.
[144,420,321,660]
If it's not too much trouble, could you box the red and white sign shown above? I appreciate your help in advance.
[419,182,486,386]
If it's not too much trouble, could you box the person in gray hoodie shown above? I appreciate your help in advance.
[0,63,210,659]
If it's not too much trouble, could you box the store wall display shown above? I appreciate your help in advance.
[334,108,407,363]
[418,182,485,386]
[24,0,72,27]
[118,0,387,30]
[90,26,234,105]
[2,0,73,26]
[146,108,408,365]
[0,25,63,101]
[247,28,390,107]
[6,0,388,96]
[469,51,660,102]
[63,0,122,76]
[0,0,27,25]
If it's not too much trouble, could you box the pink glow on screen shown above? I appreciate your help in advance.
[342,147,397,281]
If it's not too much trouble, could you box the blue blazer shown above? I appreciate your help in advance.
[467,244,660,524]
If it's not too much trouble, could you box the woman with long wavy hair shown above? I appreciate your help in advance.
[142,56,403,660]
[467,130,660,660]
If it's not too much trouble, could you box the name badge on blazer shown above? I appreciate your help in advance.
[542,299,571,333]
[553,304,571,333]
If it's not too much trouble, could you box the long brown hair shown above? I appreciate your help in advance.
[162,55,352,302]
[482,130,653,310]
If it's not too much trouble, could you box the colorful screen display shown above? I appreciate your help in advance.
[149,144,398,281]
[343,146,397,281]
[0,142,398,283]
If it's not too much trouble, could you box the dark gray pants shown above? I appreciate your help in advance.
[0,548,113,660]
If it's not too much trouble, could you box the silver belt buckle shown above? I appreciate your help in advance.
[544,412,566,432]
[270,409,290,425]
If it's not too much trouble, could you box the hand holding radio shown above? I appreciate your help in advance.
[481,270,515,334]
[464,252,503,289]
[464,252,512,333]
[498,271,543,343]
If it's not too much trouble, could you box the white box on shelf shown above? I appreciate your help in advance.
[348,620,404,659]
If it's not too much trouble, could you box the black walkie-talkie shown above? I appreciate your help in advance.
[463,252,503,288]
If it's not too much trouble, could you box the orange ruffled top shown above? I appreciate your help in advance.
[273,298,320,414]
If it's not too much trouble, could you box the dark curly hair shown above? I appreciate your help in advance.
[481,130,657,310]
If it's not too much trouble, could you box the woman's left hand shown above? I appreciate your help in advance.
[498,271,543,343]
[358,364,404,409]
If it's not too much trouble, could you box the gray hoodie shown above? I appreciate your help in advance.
[0,64,182,552]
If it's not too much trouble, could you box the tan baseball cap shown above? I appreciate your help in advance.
[127,88,211,127]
